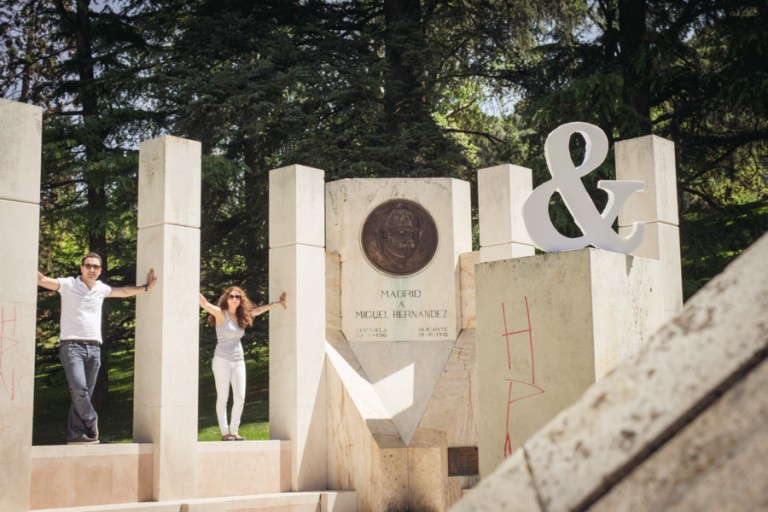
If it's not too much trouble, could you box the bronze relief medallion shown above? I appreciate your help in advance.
[361,199,439,276]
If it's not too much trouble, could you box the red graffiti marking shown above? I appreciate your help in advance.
[500,297,544,458]
[0,304,19,401]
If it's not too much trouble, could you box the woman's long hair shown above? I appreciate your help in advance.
[207,286,255,329]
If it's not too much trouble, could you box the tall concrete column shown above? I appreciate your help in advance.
[0,99,42,512]
[616,135,683,317]
[133,135,201,500]
[269,164,327,491]
[477,164,535,262]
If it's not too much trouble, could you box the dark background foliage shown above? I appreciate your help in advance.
[2,0,765,411]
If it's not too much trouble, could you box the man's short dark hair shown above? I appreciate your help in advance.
[81,252,103,266]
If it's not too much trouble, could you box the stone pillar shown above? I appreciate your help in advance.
[269,164,327,491]
[133,135,201,500]
[0,99,42,512]
[475,249,665,477]
[477,164,535,262]
[616,135,683,317]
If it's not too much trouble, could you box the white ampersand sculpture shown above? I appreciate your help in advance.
[522,122,645,254]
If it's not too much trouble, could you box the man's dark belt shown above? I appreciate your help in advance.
[61,339,101,346]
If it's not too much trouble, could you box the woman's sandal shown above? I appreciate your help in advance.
[231,434,245,441]
[221,434,234,441]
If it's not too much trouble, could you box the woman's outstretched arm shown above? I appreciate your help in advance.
[250,291,287,318]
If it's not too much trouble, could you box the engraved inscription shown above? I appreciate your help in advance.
[361,200,438,276]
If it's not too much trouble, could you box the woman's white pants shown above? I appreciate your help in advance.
[212,356,246,436]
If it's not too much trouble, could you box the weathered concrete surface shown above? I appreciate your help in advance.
[452,231,768,512]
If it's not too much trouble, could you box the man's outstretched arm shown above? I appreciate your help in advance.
[38,271,59,291]
[109,268,158,298]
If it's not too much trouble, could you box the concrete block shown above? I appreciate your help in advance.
[349,338,454,446]
[616,134,678,226]
[590,358,768,512]
[196,441,291,497]
[325,178,470,343]
[452,449,542,512]
[138,135,201,229]
[457,232,768,512]
[475,249,664,477]
[0,99,42,204]
[269,167,327,492]
[30,444,154,509]
[408,430,449,511]
[321,491,359,512]
[134,135,201,501]
[0,199,40,303]
[477,164,533,248]
[269,164,326,248]
[459,252,478,330]
[416,329,477,447]
[0,301,37,406]
[479,243,535,263]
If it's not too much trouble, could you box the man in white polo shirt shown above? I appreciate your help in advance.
[38,252,158,444]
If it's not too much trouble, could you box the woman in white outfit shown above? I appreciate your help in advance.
[199,287,287,440]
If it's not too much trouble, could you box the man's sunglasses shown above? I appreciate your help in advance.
[83,264,101,270]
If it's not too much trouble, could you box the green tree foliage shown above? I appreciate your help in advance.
[491,0,768,294]
[2,0,162,406]
[2,0,766,398]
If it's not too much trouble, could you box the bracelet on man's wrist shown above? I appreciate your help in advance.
[143,283,148,292]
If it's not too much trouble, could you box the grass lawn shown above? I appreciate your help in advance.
[33,346,270,444]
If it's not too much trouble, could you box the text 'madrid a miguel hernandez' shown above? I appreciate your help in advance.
[355,309,448,319]
[354,288,447,319]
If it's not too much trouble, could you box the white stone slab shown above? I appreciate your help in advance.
[621,221,683,317]
[0,102,40,512]
[415,329,477,447]
[0,404,33,512]
[268,165,327,492]
[519,232,768,512]
[326,178,471,343]
[479,243,535,263]
[0,301,37,406]
[134,136,200,501]
[521,238,768,512]
[0,99,42,204]
[477,164,533,247]
[459,251,478,330]
[349,338,455,445]
[0,199,39,303]
[137,135,201,229]
[475,249,664,477]
[325,331,389,419]
[269,164,326,248]
[590,357,768,512]
[326,331,409,511]
[616,134,678,226]
[326,253,342,333]
[452,449,543,512]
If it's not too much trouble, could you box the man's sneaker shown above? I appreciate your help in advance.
[84,420,99,441]
[67,434,99,445]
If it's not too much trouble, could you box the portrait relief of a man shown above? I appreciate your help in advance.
[361,200,438,276]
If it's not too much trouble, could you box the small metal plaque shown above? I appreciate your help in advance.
[448,446,479,477]
[361,200,438,276]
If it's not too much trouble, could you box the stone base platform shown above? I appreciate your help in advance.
[30,441,356,511]
[34,491,357,512]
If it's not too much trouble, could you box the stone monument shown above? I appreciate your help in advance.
[476,122,683,477]
[0,98,42,512]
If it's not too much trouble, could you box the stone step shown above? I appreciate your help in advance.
[34,491,358,512]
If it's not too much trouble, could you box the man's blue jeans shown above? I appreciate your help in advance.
[59,342,100,441]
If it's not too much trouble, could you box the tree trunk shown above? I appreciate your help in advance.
[56,0,111,410]
[618,0,652,136]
